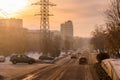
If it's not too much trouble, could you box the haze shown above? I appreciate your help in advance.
[0,0,109,37]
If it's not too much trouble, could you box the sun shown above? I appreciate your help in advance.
[0,0,29,17]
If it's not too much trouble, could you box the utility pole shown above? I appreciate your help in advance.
[32,0,56,55]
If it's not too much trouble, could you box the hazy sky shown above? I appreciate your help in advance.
[0,0,109,37]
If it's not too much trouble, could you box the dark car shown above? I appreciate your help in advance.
[79,56,88,64]
[71,54,77,59]
[10,54,36,64]
[0,56,5,62]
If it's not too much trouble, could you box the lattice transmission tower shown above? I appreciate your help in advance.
[32,0,56,54]
[32,0,56,31]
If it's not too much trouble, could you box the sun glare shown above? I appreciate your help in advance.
[0,0,28,17]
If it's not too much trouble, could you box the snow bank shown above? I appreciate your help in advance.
[26,52,42,60]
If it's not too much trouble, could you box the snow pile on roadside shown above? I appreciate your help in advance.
[26,52,42,60]
[59,52,68,57]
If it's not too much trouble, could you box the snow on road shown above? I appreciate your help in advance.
[0,52,69,80]
[0,62,51,80]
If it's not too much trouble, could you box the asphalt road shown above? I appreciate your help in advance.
[59,65,85,80]
[13,54,99,80]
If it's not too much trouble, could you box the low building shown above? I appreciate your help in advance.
[0,18,23,28]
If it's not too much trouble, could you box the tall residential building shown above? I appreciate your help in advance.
[61,20,74,50]
[61,20,73,39]
[0,18,23,28]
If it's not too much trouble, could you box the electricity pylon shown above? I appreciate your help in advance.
[32,0,56,31]
[32,0,56,55]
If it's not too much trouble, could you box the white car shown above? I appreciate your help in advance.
[0,56,5,62]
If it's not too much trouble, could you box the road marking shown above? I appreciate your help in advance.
[46,65,67,80]
[46,60,72,80]
[85,65,93,80]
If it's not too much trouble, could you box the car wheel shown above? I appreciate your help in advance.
[12,61,17,64]
[28,61,33,64]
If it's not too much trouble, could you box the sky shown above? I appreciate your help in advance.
[0,0,109,37]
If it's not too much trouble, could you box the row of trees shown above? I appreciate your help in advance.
[0,27,29,56]
[0,27,62,57]
[39,31,61,57]
[91,0,120,57]
[0,27,87,57]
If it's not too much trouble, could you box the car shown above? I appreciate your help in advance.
[71,54,77,59]
[10,54,36,64]
[0,56,5,62]
[39,56,55,63]
[79,56,88,64]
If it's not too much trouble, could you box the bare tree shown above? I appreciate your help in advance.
[105,0,120,54]
[105,0,120,25]
[91,25,106,53]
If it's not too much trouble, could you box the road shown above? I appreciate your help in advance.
[12,54,99,80]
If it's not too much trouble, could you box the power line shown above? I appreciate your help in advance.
[0,9,9,18]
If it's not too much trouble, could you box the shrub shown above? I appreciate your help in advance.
[96,52,110,63]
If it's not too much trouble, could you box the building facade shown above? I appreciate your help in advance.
[0,18,23,28]
[61,20,74,50]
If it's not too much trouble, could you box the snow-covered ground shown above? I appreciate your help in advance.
[0,52,47,80]
[0,62,51,80]
[0,52,69,80]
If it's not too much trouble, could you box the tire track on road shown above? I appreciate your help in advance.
[14,57,72,80]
